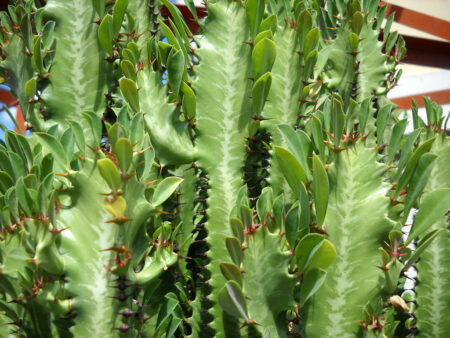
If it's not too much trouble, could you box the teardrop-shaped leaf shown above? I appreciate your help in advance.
[25,77,36,98]
[230,218,244,244]
[406,188,450,244]
[246,0,265,39]
[112,0,128,38]
[119,77,140,113]
[167,49,185,97]
[220,263,243,287]
[285,202,301,248]
[98,14,113,56]
[97,158,121,192]
[181,82,196,120]
[348,32,359,52]
[297,10,312,49]
[115,138,133,173]
[256,187,273,226]
[121,60,136,81]
[296,233,336,273]
[312,154,329,228]
[226,237,243,267]
[331,98,345,147]
[104,195,127,217]
[252,38,276,80]
[352,11,364,35]
[299,268,327,307]
[240,205,253,231]
[303,27,320,56]
[0,171,14,193]
[304,49,318,80]
[252,72,272,114]
[388,119,408,163]
[218,281,249,323]
[152,177,183,206]
[274,146,306,197]
[258,14,277,34]
[376,104,392,145]
[34,133,68,171]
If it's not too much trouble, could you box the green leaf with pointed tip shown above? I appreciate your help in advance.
[274,146,306,197]
[98,14,113,56]
[348,32,359,52]
[396,137,436,197]
[218,281,249,323]
[119,77,140,113]
[152,177,183,206]
[97,158,121,192]
[312,154,329,228]
[297,10,312,49]
[112,0,128,38]
[403,153,438,223]
[115,138,133,173]
[304,49,318,80]
[34,133,68,171]
[256,187,273,226]
[230,218,244,244]
[252,38,276,80]
[167,49,185,97]
[156,295,179,332]
[376,104,392,145]
[258,14,277,34]
[181,82,196,120]
[388,119,408,163]
[352,11,364,35]
[226,237,243,267]
[220,263,243,287]
[246,0,265,39]
[25,77,36,98]
[300,268,327,307]
[303,27,320,57]
[240,205,253,231]
[121,60,136,81]
[254,30,273,47]
[0,171,14,194]
[285,202,301,248]
[407,188,450,244]
[404,229,444,272]
[252,72,272,114]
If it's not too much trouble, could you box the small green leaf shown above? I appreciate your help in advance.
[97,158,121,192]
[252,72,272,115]
[299,268,327,307]
[115,138,133,173]
[403,229,444,271]
[112,0,128,39]
[352,11,364,35]
[119,77,140,113]
[406,189,450,244]
[274,146,306,197]
[252,38,276,80]
[181,82,196,120]
[303,27,320,57]
[385,31,398,54]
[34,133,68,171]
[220,263,243,287]
[384,12,395,41]
[67,119,86,156]
[0,171,14,193]
[25,78,36,98]
[240,205,253,231]
[348,32,359,52]
[304,49,318,80]
[256,187,273,227]
[121,60,136,81]
[246,0,265,39]
[296,233,336,273]
[156,295,179,332]
[396,137,436,197]
[230,218,244,244]
[218,281,249,323]
[254,30,274,47]
[312,154,329,228]
[331,98,345,148]
[403,153,437,222]
[310,114,325,161]
[376,104,392,145]
[167,49,185,97]
[98,14,114,56]
[285,202,301,248]
[297,10,312,50]
[258,14,277,34]
[226,237,243,266]
[388,119,408,163]
[152,177,183,206]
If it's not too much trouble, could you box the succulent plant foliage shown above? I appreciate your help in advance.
[0,0,448,337]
